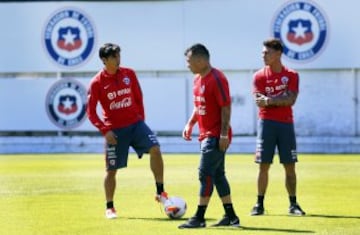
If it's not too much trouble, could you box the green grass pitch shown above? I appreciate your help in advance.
[0,153,359,235]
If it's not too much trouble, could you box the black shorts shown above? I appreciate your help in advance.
[105,121,159,170]
[255,119,297,164]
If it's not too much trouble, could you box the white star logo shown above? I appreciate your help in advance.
[292,21,308,39]
[62,97,74,110]
[62,29,77,46]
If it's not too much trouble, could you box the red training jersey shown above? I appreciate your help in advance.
[253,65,299,123]
[86,67,145,135]
[193,68,232,141]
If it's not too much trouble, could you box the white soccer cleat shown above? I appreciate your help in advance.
[105,208,117,219]
[155,191,169,205]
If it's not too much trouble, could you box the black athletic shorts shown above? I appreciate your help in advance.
[105,121,159,170]
[255,119,298,164]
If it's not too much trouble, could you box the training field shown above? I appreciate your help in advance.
[0,153,359,235]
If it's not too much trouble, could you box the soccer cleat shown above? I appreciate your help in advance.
[211,215,240,227]
[250,203,264,216]
[178,216,206,229]
[289,203,306,216]
[105,208,117,219]
[155,191,169,204]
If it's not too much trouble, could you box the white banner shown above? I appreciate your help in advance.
[0,0,359,72]
[0,76,255,134]
[0,70,356,136]
[0,77,189,132]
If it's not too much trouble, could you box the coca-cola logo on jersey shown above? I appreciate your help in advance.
[110,97,132,110]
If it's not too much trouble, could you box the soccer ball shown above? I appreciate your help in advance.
[164,196,187,219]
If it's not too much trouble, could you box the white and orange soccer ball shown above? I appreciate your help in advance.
[163,196,187,219]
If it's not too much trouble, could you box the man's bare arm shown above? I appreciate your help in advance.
[254,91,298,107]
[220,105,231,136]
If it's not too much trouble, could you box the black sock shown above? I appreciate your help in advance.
[195,205,207,220]
[156,182,164,195]
[106,201,114,209]
[257,195,264,206]
[223,203,237,219]
[289,196,297,205]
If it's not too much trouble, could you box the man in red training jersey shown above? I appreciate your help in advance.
[251,38,305,216]
[178,43,240,229]
[87,43,167,219]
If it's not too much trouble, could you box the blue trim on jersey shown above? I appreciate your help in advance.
[211,69,228,103]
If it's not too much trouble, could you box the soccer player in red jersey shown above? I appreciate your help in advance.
[251,38,305,216]
[178,44,240,229]
[86,43,168,219]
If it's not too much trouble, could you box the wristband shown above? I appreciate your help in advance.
[220,135,228,139]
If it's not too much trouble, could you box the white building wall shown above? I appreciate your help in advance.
[0,0,359,153]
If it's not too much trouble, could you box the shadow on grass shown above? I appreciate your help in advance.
[120,217,315,233]
[307,214,360,219]
[240,226,315,234]
[269,213,360,219]
[229,226,314,233]
[122,216,188,222]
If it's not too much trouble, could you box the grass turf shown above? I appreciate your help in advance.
[0,153,359,235]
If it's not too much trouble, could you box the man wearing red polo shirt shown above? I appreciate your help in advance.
[251,38,305,216]
[87,43,167,219]
[178,43,240,229]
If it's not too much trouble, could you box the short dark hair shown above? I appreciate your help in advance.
[184,43,210,60]
[99,43,120,59]
[263,38,283,52]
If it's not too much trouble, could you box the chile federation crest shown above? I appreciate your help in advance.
[272,0,329,62]
[46,79,87,129]
[43,8,96,67]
